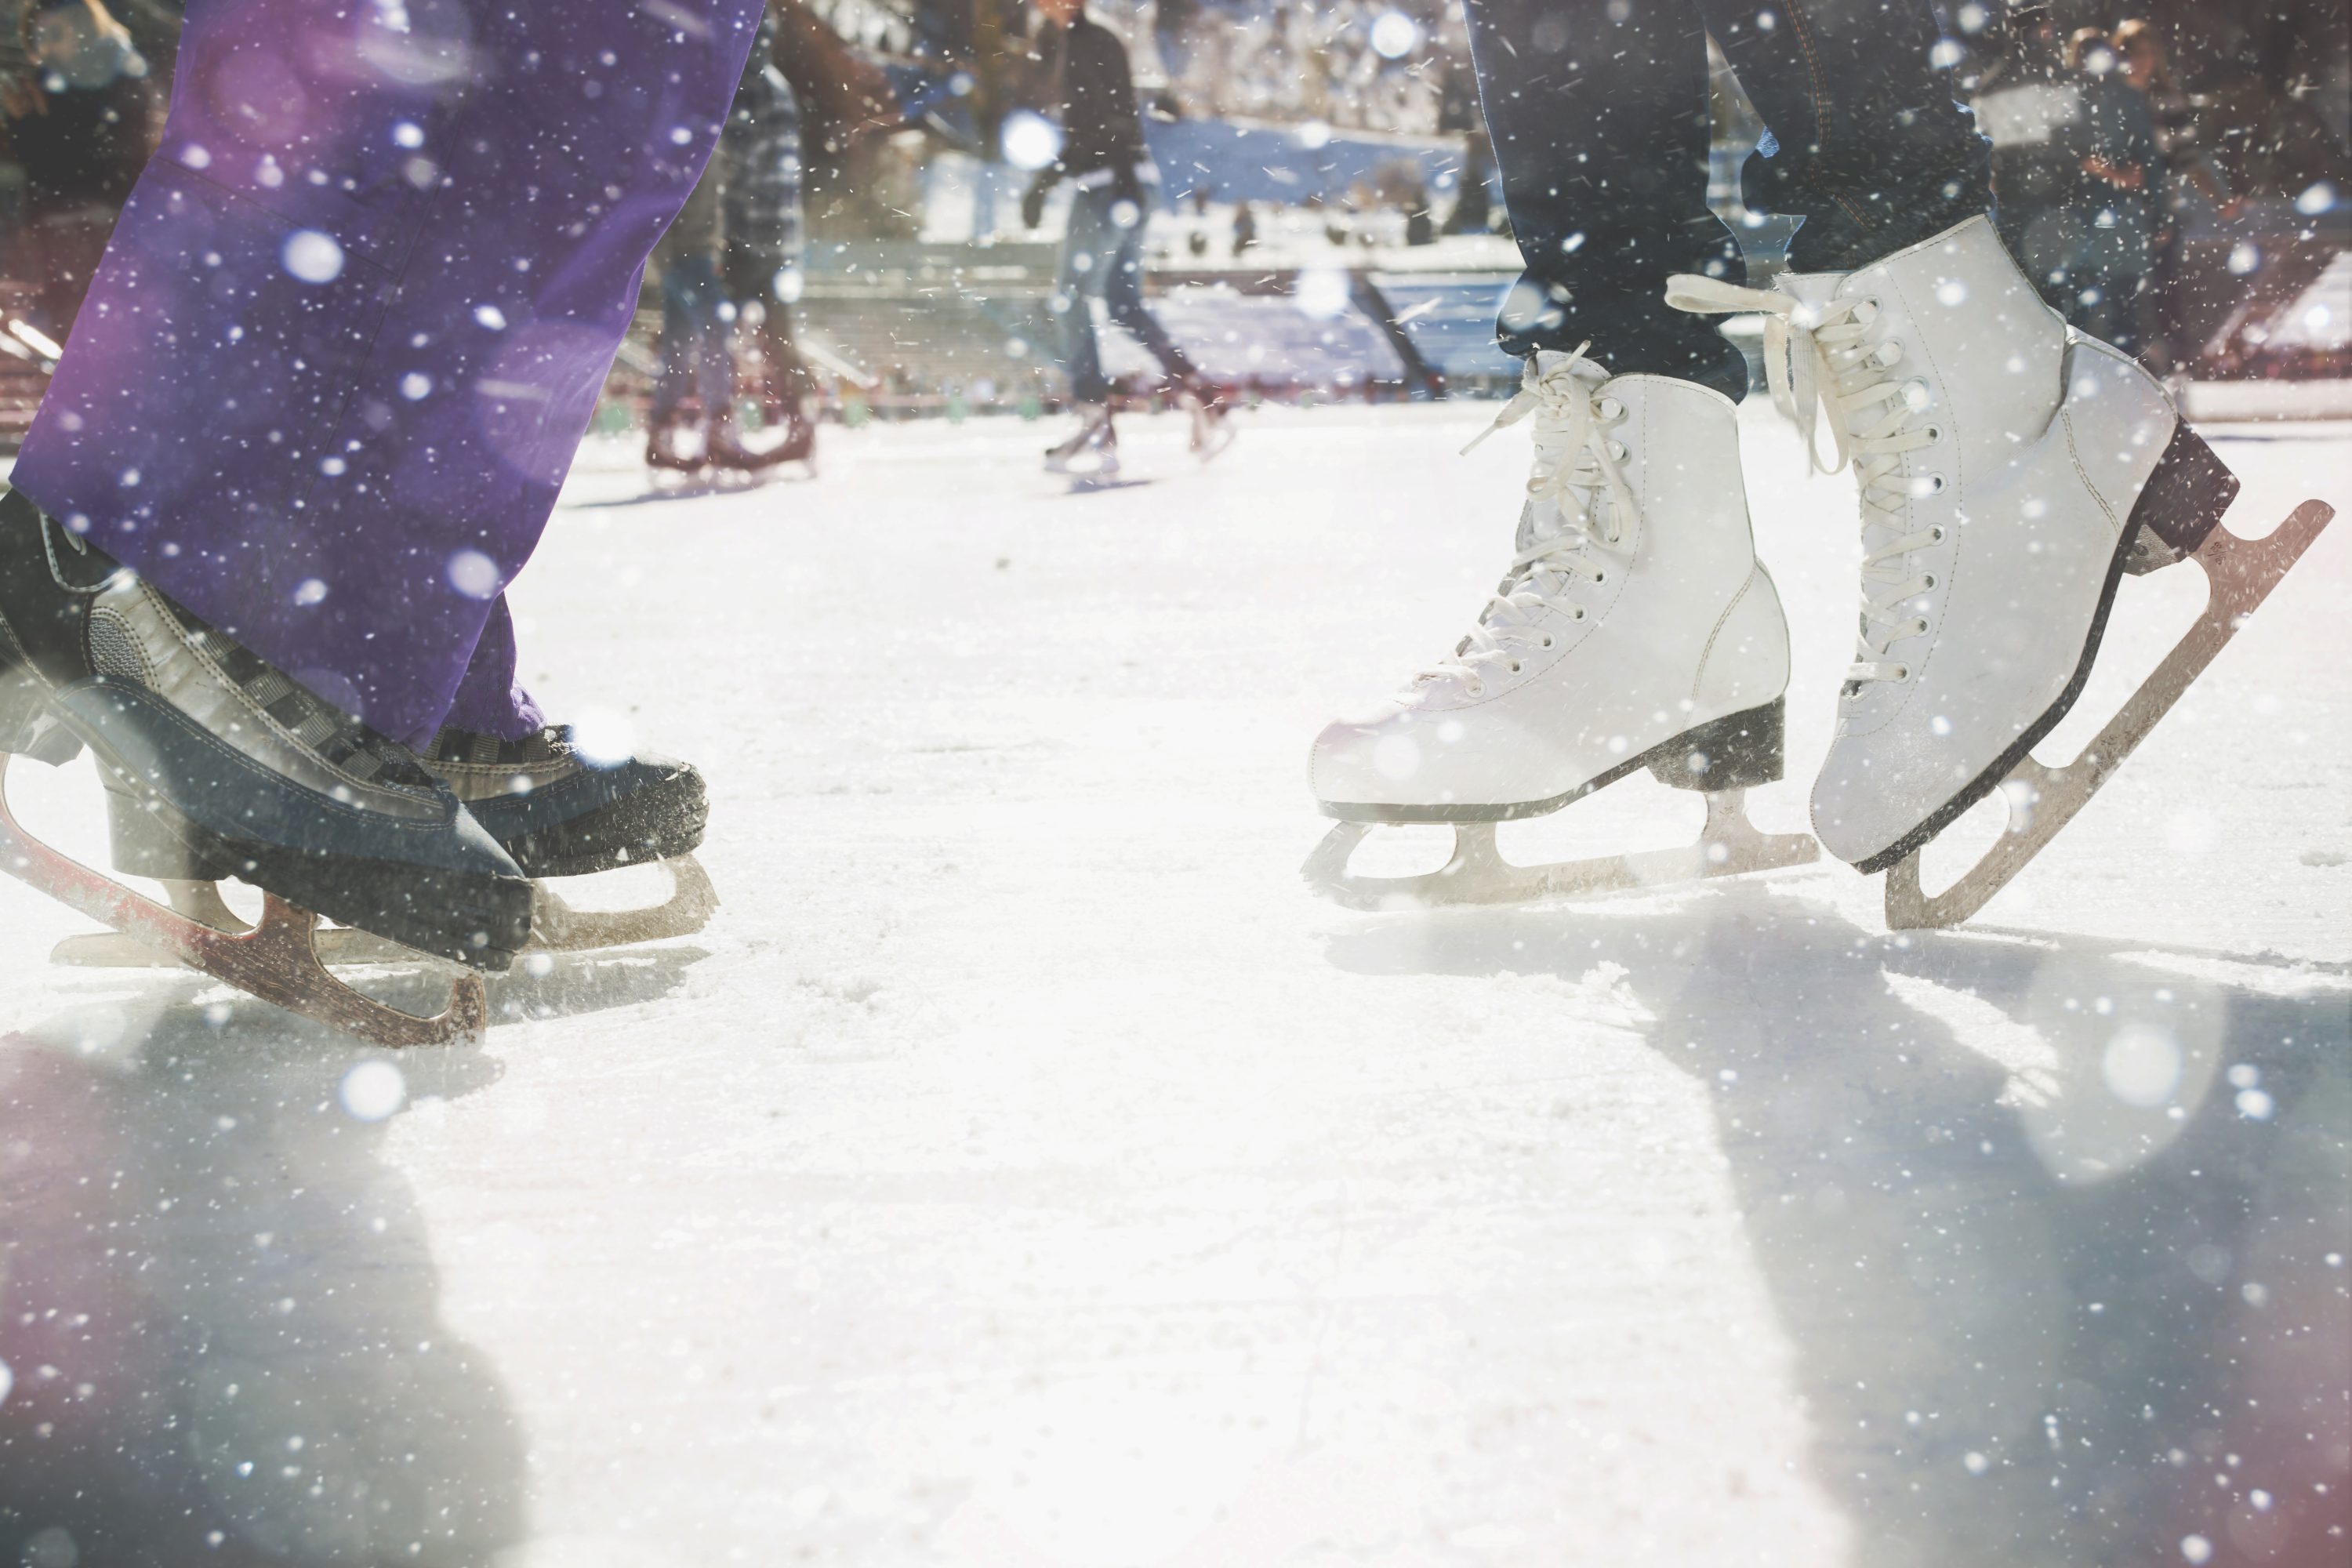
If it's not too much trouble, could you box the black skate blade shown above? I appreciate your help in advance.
[1886,497,2334,929]
[53,856,718,968]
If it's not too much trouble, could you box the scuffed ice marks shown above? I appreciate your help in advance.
[771,968,946,1060]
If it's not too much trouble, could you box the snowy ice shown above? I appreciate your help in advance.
[0,404,2343,1563]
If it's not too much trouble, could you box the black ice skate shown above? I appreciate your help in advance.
[413,724,717,951]
[0,488,528,1046]
[57,723,718,969]
[712,406,817,478]
[645,404,718,478]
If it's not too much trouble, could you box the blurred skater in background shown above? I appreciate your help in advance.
[648,5,818,478]
[2055,26,2163,355]
[1021,0,1229,479]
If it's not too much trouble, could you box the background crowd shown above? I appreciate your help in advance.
[2,0,2346,449]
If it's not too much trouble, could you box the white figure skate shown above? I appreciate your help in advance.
[1180,383,1236,463]
[1669,216,2332,927]
[1044,404,1119,478]
[1303,347,1818,909]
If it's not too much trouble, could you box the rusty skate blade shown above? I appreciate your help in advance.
[2,753,485,1048]
[1886,498,2334,930]
[53,855,718,967]
[1305,789,1820,912]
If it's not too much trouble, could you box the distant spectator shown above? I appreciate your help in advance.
[2061,27,2163,356]
[1973,2,2078,303]
[648,7,816,474]
[0,0,158,337]
[2112,16,2238,372]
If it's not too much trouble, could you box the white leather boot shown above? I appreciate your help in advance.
[1044,404,1118,477]
[1669,215,2236,874]
[1310,349,1792,824]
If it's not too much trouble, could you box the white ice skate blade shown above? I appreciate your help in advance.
[1886,498,2335,929]
[1304,789,1820,912]
[2,755,486,1048]
[1184,398,1236,463]
[49,855,718,969]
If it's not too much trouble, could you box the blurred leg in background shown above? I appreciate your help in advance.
[718,9,817,469]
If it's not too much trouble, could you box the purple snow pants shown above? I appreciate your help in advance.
[11,0,762,746]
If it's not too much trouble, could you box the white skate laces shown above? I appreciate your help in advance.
[1426,347,1636,698]
[1667,277,1942,689]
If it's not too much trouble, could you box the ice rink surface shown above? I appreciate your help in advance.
[2,404,2348,1566]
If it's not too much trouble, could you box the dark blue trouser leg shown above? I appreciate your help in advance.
[1055,186,1196,403]
[1102,212,1198,384]
[1464,0,1992,394]
[1707,0,1989,272]
[1052,191,1111,405]
[652,254,733,428]
[1462,0,1748,396]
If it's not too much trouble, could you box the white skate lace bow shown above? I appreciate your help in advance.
[1428,345,1636,696]
[1664,275,1944,688]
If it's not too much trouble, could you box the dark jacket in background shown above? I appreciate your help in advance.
[1050,13,1149,184]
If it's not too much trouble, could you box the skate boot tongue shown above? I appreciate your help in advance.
[1663,271,1904,477]
[1666,269,1942,691]
[1422,347,1636,698]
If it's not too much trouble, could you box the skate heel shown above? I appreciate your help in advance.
[0,664,83,765]
[103,772,238,881]
[1646,699,1784,791]
[2123,422,2240,576]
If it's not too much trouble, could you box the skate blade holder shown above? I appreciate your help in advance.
[49,855,718,968]
[1886,498,2335,929]
[0,753,485,1049]
[1304,788,1820,911]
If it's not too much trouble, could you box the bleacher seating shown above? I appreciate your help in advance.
[0,279,53,454]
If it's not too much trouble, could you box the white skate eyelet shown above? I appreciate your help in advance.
[1466,682,1485,696]
[1924,426,1944,445]
[1608,441,1628,461]
[1591,570,1606,583]
[1541,634,1555,648]
[1922,573,1936,588]
[1893,666,1911,682]
[1599,398,1623,420]
[1912,618,1930,636]
[1929,526,1946,541]
[1508,661,1523,674]
[1572,608,1587,620]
